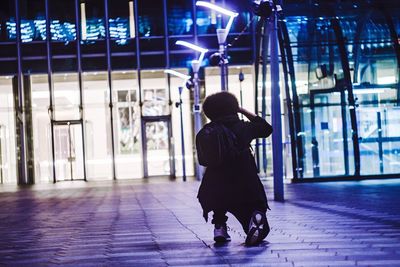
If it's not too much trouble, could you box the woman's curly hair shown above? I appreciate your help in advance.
[202,91,239,121]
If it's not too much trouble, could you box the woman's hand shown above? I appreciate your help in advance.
[237,107,257,121]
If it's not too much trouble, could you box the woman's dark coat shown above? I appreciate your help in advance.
[197,115,273,221]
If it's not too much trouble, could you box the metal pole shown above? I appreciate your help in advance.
[377,112,384,174]
[178,87,187,181]
[217,29,228,91]
[239,70,244,119]
[68,122,73,181]
[104,0,117,180]
[270,8,284,201]
[192,60,203,181]
[254,17,265,173]
[75,0,87,181]
[261,20,269,175]
[45,0,57,184]
[15,0,28,185]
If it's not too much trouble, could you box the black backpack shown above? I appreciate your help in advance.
[196,121,241,167]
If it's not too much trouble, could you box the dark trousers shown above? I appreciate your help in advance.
[212,204,267,234]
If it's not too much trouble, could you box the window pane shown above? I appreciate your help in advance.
[109,0,134,46]
[83,72,113,180]
[145,121,170,176]
[0,76,17,184]
[20,0,46,42]
[112,71,143,178]
[167,0,193,36]
[31,74,52,183]
[0,0,15,42]
[81,0,105,41]
[138,0,164,37]
[141,70,170,116]
[53,73,81,120]
[50,1,77,43]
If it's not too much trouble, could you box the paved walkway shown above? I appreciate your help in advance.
[0,178,400,267]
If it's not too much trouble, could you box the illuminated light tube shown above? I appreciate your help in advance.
[80,2,87,40]
[129,0,136,38]
[196,1,238,17]
[176,40,208,63]
[164,69,191,81]
[175,40,208,53]
[196,1,238,41]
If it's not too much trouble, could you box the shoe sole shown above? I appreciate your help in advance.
[214,236,229,243]
[245,212,265,246]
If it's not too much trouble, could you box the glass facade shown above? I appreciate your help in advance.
[280,2,400,180]
[0,0,399,184]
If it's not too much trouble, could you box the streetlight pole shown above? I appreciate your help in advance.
[177,86,187,182]
[216,29,229,91]
[164,69,191,182]
[269,3,284,201]
[192,60,204,181]
[253,0,284,201]
[196,1,238,91]
[175,41,208,181]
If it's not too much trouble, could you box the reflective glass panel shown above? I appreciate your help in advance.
[138,0,164,37]
[141,70,170,116]
[83,72,112,180]
[0,0,15,41]
[81,0,105,41]
[53,73,81,120]
[286,16,354,178]
[112,71,143,178]
[167,0,193,36]
[31,75,52,183]
[145,121,170,176]
[20,0,46,42]
[310,92,347,176]
[54,123,84,181]
[109,0,136,46]
[0,76,17,184]
[344,11,400,176]
[49,1,77,42]
[351,15,397,85]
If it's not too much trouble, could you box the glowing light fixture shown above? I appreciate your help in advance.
[175,40,208,64]
[80,2,87,40]
[196,1,238,42]
[164,69,191,81]
[129,1,136,38]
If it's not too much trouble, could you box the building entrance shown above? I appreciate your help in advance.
[142,116,174,178]
[53,121,85,182]
[309,88,352,177]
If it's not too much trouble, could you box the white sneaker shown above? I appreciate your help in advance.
[214,225,231,242]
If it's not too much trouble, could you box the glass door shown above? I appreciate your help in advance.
[53,121,85,181]
[142,117,174,177]
[310,90,350,177]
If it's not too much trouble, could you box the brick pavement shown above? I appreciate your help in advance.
[0,178,400,266]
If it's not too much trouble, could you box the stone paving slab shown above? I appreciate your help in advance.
[0,178,400,266]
